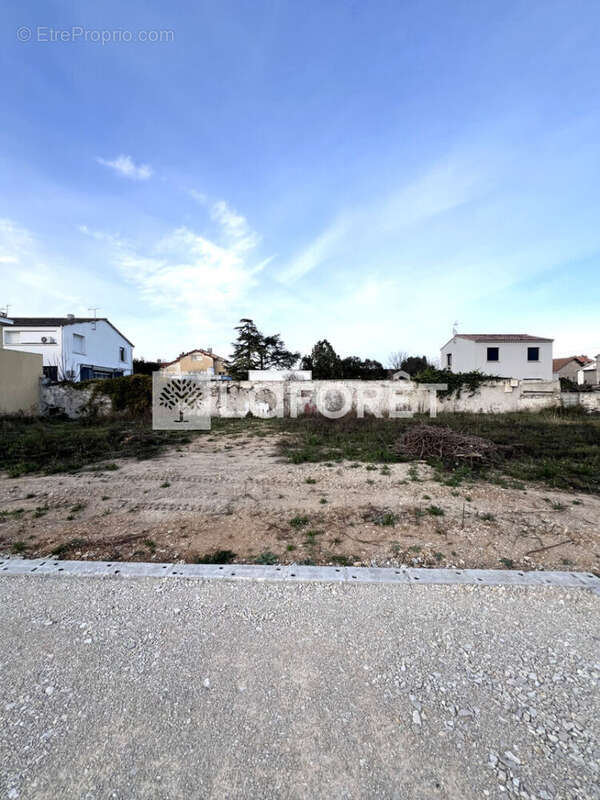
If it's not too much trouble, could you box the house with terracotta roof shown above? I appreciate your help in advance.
[160,348,229,378]
[577,356,600,387]
[440,334,554,380]
[1,315,134,381]
[552,355,593,382]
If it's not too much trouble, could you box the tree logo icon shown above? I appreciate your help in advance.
[158,377,205,423]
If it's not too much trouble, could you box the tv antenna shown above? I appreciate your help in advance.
[452,320,461,336]
[88,307,100,330]
[0,304,11,318]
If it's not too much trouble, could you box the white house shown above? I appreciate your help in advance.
[1,315,134,381]
[577,356,600,386]
[440,334,554,380]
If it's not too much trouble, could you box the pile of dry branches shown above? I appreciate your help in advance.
[396,424,498,465]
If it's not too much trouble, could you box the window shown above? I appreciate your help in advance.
[487,347,499,362]
[43,366,58,382]
[73,334,86,354]
[191,353,203,361]
[446,353,452,368]
[527,347,539,362]
[119,346,126,362]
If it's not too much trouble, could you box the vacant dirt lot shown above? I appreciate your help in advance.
[1,428,599,573]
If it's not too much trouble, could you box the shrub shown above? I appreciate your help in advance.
[290,515,310,528]
[255,550,278,565]
[413,368,502,398]
[373,510,397,526]
[426,505,445,516]
[195,549,237,564]
[88,374,153,417]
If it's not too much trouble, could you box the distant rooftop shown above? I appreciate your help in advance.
[9,317,134,346]
[455,334,553,343]
[161,348,229,367]
[552,355,591,372]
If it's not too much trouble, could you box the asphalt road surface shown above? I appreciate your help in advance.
[1,576,598,799]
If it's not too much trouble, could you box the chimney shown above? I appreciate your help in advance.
[207,347,213,354]
[66,313,75,320]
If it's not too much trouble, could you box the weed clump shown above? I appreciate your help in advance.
[195,549,237,564]
[290,515,310,529]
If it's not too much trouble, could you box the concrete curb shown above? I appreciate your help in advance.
[1,556,599,592]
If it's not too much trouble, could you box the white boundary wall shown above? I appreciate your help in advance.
[248,370,312,381]
[208,379,561,417]
[40,378,591,420]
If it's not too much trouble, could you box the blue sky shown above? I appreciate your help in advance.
[1,0,599,362]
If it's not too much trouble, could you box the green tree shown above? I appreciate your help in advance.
[401,355,430,376]
[230,319,263,379]
[229,319,299,380]
[133,357,162,375]
[262,334,300,370]
[352,357,386,380]
[302,342,386,379]
[302,340,342,379]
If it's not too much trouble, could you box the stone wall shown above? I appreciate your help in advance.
[575,391,600,413]
[40,383,111,418]
[207,379,561,417]
[40,378,566,420]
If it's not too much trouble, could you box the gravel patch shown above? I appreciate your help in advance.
[0,576,598,799]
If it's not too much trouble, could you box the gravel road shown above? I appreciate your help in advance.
[0,576,598,799]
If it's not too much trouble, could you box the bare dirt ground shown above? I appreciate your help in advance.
[1,431,599,572]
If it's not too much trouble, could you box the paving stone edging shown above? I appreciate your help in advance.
[1,556,599,592]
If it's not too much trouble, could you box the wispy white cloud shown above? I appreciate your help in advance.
[188,190,262,254]
[210,200,261,252]
[75,189,269,356]
[277,158,485,285]
[77,224,124,246]
[188,188,208,204]
[278,218,349,284]
[0,218,34,256]
[0,219,82,309]
[378,161,482,231]
[79,210,264,344]
[97,154,153,180]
